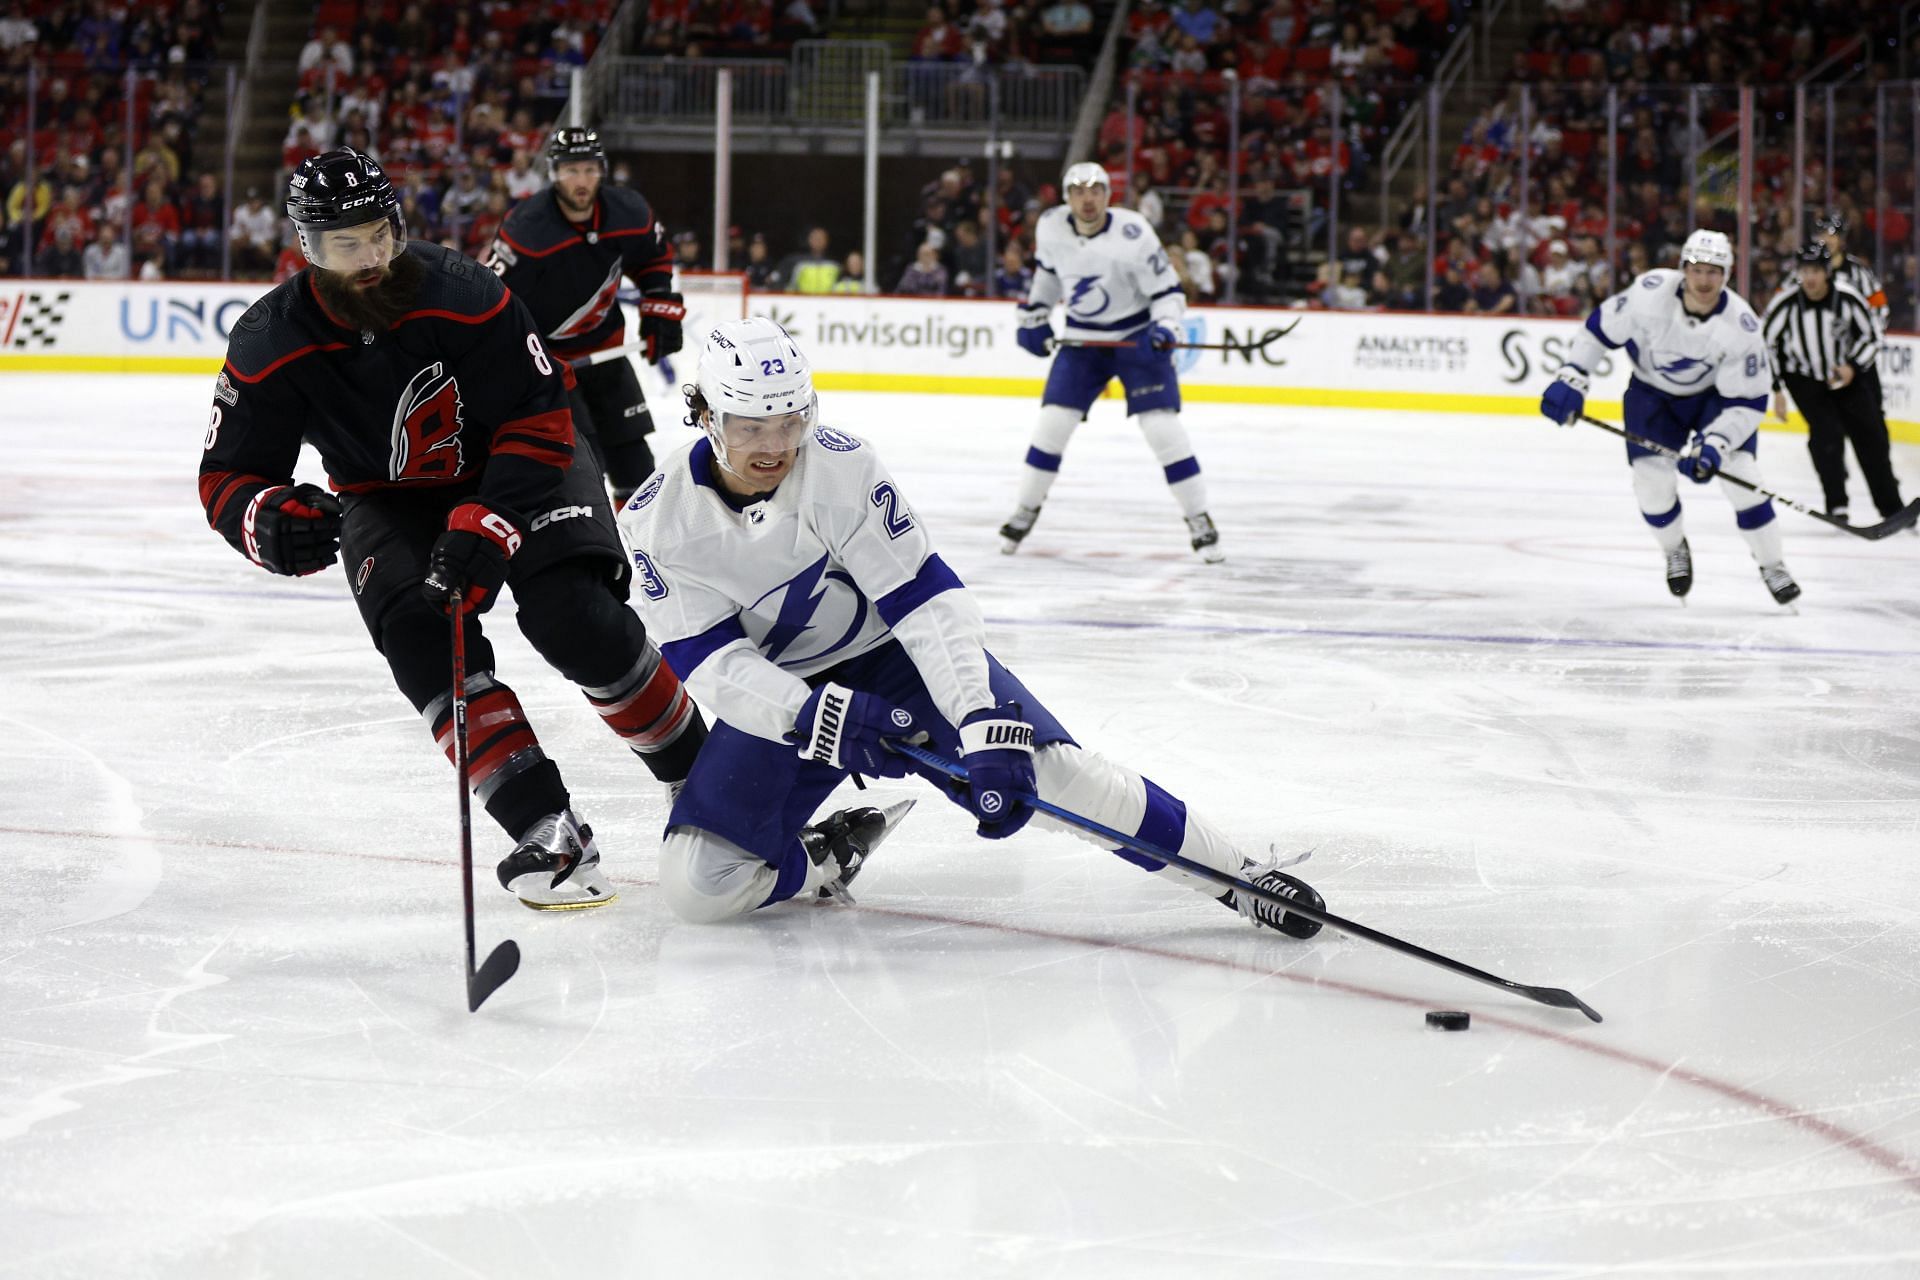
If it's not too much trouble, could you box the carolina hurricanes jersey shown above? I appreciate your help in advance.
[484,185,672,361]
[1566,269,1772,446]
[617,429,994,746]
[1023,205,1184,340]
[197,241,577,561]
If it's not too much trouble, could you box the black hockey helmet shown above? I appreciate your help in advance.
[546,126,606,179]
[286,147,405,269]
[1795,239,1833,270]
[1814,211,1847,238]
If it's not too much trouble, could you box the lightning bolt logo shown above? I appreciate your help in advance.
[1067,276,1109,317]
[751,555,871,665]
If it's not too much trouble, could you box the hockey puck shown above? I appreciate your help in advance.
[1425,1010,1471,1031]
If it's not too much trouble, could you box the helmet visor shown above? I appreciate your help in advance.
[301,212,405,271]
[713,401,817,452]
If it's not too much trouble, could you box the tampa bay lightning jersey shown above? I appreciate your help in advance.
[1569,270,1773,401]
[1025,205,1185,340]
[617,429,994,745]
[1566,268,1772,446]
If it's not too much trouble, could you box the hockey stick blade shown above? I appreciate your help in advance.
[467,939,522,1012]
[1575,413,1913,542]
[887,741,1602,1022]
[1847,495,1920,540]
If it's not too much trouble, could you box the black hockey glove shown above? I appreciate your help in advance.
[957,703,1035,840]
[422,502,521,616]
[639,291,686,363]
[245,483,342,576]
[790,681,921,779]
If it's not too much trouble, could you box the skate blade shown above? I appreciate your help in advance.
[999,539,1022,555]
[875,797,917,829]
[518,890,620,912]
[508,867,620,911]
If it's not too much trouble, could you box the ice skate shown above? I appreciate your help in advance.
[1185,512,1225,563]
[804,799,915,904]
[1760,563,1801,606]
[998,505,1041,554]
[496,808,617,910]
[1222,859,1325,939]
[1664,538,1692,599]
[1828,504,1850,525]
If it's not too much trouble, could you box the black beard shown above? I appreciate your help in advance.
[311,249,425,333]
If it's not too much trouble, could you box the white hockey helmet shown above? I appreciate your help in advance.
[1061,161,1110,193]
[694,317,817,472]
[1679,229,1734,271]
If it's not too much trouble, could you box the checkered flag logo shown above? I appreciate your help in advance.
[8,291,72,348]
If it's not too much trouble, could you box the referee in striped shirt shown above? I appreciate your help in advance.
[1772,212,1889,331]
[1763,241,1906,524]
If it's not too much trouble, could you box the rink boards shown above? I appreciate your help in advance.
[4,277,1916,441]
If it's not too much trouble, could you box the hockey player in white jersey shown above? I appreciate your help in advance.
[1000,163,1223,562]
[1540,229,1800,604]
[619,316,1322,929]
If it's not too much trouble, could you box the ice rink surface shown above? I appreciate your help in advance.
[4,371,1920,1279]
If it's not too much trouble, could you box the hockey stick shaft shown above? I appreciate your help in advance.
[1051,318,1300,353]
[568,342,645,369]
[1576,413,1920,540]
[448,591,519,1012]
[888,741,1602,1022]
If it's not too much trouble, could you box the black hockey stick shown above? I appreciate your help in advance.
[568,343,645,369]
[1051,317,1301,354]
[888,741,1602,1023]
[446,587,520,1012]
[1577,412,1920,540]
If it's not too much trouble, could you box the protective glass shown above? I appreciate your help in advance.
[301,213,405,271]
[714,401,817,452]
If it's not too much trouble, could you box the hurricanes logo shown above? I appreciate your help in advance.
[550,262,622,340]
[390,362,465,481]
[355,556,376,595]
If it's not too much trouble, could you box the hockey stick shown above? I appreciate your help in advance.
[568,342,645,369]
[1577,413,1920,540]
[1050,317,1301,354]
[887,741,1603,1023]
[447,588,521,1012]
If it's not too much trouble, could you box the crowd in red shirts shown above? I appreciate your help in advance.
[2,0,226,279]
[1420,0,1916,320]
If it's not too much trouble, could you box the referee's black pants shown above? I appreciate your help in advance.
[1784,368,1905,517]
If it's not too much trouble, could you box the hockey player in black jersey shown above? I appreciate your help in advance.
[484,127,684,499]
[197,147,707,909]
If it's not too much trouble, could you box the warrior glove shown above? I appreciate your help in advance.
[792,681,921,779]
[958,703,1035,840]
[1540,364,1588,426]
[639,291,686,363]
[1137,322,1179,354]
[1681,434,1725,484]
[244,483,342,576]
[1015,303,1054,358]
[423,502,521,615]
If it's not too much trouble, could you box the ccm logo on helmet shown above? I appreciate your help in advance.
[530,504,593,531]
